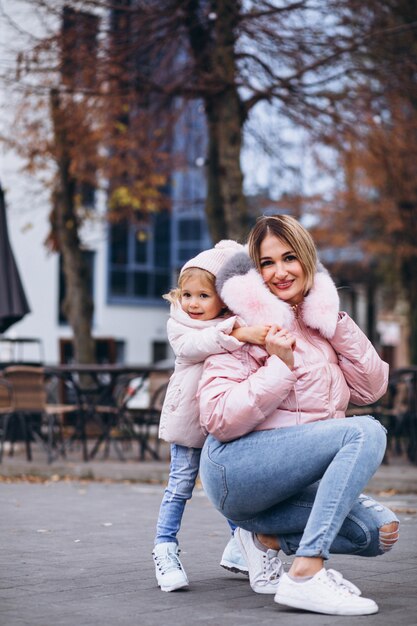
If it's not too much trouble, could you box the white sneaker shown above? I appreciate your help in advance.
[327,568,361,596]
[152,542,189,592]
[274,568,378,616]
[235,527,283,594]
[220,534,249,575]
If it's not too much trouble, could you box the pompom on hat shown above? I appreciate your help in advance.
[180,240,244,278]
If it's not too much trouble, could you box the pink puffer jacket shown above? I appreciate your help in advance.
[158,304,243,447]
[198,254,389,442]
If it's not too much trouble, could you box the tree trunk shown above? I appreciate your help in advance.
[401,257,417,365]
[398,201,417,364]
[184,0,250,243]
[205,91,249,242]
[50,90,95,364]
[366,281,376,345]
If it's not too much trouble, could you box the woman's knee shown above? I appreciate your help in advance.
[379,521,399,553]
[351,495,399,556]
[357,520,399,557]
[348,415,387,461]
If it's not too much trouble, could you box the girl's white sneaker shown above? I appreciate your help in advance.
[274,568,378,616]
[152,542,189,592]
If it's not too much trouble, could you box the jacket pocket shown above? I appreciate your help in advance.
[164,383,181,412]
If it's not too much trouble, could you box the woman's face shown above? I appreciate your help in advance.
[259,234,306,305]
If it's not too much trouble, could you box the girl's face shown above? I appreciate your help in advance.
[259,234,306,306]
[180,275,225,321]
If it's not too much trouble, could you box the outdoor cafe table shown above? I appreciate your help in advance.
[45,363,172,462]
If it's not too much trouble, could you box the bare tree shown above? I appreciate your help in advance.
[9,0,375,237]
[101,0,369,241]
[311,0,417,362]
[3,0,405,359]
[1,0,170,362]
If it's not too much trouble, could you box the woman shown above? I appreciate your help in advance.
[198,214,399,616]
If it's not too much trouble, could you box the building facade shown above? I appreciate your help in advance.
[0,2,211,365]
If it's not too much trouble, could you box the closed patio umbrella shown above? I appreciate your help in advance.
[0,182,30,333]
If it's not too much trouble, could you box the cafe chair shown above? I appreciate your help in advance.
[1,365,78,463]
[0,378,13,463]
[86,397,126,461]
[84,375,145,462]
[377,367,417,464]
[121,375,168,461]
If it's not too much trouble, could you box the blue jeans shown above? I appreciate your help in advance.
[155,444,236,544]
[200,416,399,559]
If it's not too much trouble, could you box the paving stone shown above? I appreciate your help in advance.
[1,480,416,626]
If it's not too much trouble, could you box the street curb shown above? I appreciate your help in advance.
[0,459,171,483]
[1,457,417,493]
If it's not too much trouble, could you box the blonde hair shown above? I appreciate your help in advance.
[248,214,317,294]
[163,267,217,304]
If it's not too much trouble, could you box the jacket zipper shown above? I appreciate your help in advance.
[292,307,335,418]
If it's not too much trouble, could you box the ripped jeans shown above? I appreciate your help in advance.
[200,416,399,559]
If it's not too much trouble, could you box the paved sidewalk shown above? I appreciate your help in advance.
[1,445,417,625]
[1,475,417,625]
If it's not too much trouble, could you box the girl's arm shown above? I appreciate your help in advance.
[168,316,243,364]
[231,325,270,345]
[329,313,389,405]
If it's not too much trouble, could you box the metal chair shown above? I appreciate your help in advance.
[0,378,13,462]
[378,367,417,464]
[1,365,77,463]
[122,376,168,461]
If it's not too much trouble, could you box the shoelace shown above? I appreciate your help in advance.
[154,549,182,575]
[326,569,361,596]
[259,552,283,585]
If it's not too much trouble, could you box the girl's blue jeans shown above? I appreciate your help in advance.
[200,416,399,559]
[155,444,235,544]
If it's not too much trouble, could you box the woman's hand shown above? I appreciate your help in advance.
[232,325,271,345]
[265,325,296,370]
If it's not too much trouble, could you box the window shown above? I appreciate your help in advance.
[78,180,96,209]
[152,341,169,364]
[108,211,172,303]
[178,218,202,240]
[174,214,210,268]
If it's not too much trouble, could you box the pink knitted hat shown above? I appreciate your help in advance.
[180,240,244,277]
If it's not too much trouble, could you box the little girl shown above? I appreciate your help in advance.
[152,241,270,592]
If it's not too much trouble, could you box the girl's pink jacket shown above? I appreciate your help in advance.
[158,304,243,447]
[198,258,389,443]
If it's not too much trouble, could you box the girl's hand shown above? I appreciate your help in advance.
[232,325,271,345]
[265,325,296,370]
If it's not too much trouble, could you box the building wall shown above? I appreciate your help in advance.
[0,3,192,366]
[1,169,170,365]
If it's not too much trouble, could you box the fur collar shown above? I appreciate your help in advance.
[217,252,340,339]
